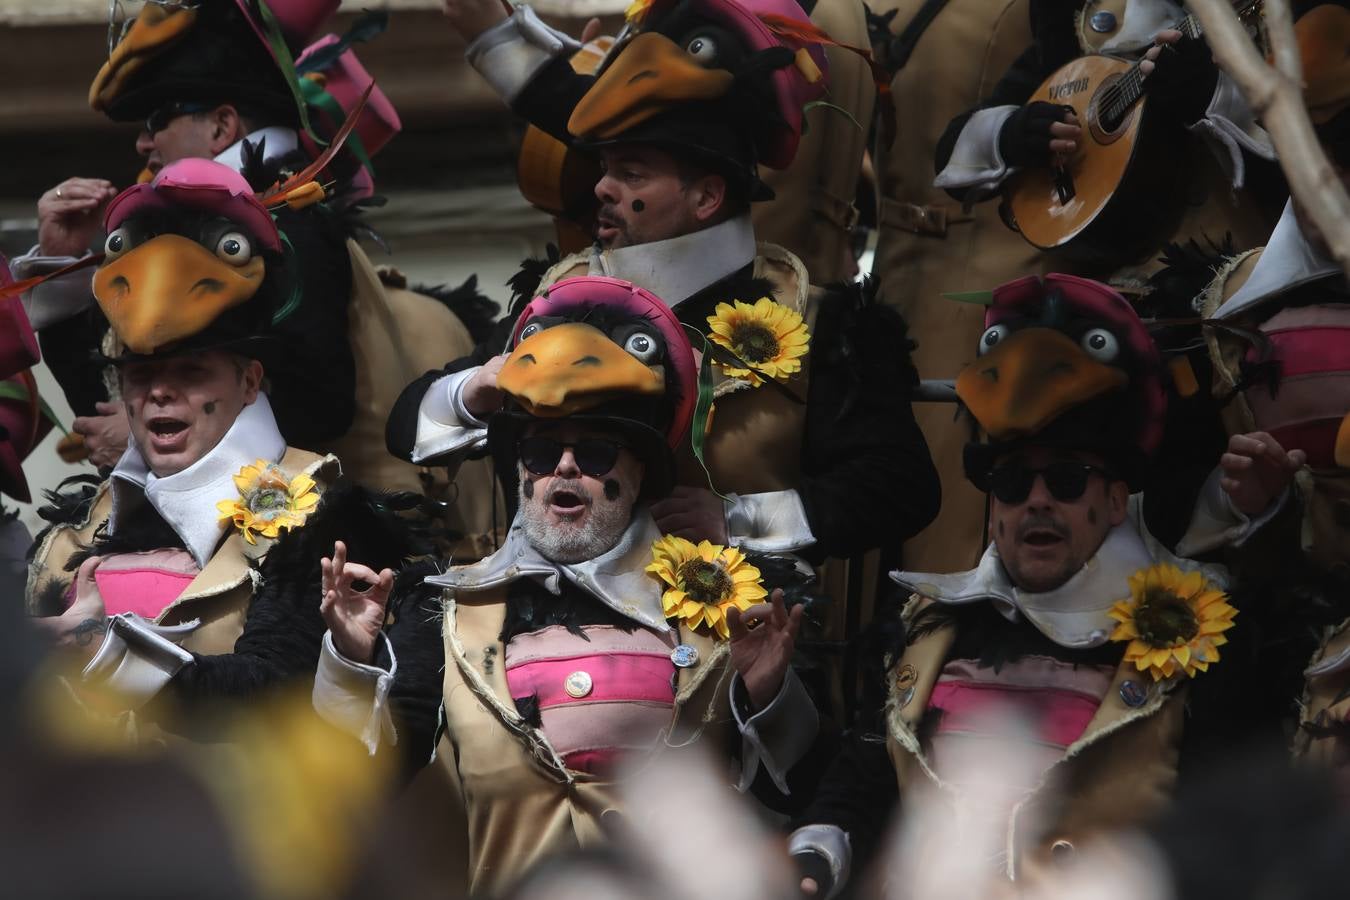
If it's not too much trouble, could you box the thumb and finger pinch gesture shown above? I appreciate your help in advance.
[320,540,394,665]
[727,589,803,711]
[1220,431,1306,518]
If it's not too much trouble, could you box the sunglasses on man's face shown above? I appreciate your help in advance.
[144,101,211,136]
[986,461,1115,505]
[518,436,627,478]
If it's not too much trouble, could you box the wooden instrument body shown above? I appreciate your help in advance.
[1005,54,1156,253]
[516,37,613,253]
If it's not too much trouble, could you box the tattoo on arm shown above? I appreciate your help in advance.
[67,617,108,647]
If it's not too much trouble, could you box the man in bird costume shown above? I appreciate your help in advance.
[14,0,498,527]
[396,0,938,640]
[1191,3,1350,770]
[786,273,1301,895]
[316,275,824,894]
[27,159,417,741]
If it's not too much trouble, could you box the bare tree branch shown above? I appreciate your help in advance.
[1188,0,1350,277]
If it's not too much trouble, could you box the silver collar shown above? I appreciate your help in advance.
[892,499,1228,649]
[589,214,757,308]
[1214,199,1343,320]
[425,509,671,632]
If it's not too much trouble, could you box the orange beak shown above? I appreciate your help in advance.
[568,32,736,141]
[93,234,265,355]
[89,3,199,113]
[498,322,664,417]
[955,327,1128,440]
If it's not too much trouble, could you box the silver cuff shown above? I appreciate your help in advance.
[1188,71,1276,191]
[1175,466,1290,557]
[724,489,816,553]
[82,613,199,709]
[312,631,399,755]
[466,5,581,104]
[9,246,96,331]
[788,824,851,900]
[933,105,1018,190]
[733,667,819,793]
[412,369,490,464]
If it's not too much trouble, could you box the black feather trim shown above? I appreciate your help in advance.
[514,693,544,728]
[507,246,564,319]
[409,275,502,345]
[500,577,641,645]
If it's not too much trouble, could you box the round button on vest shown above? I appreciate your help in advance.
[564,671,594,698]
[671,644,700,668]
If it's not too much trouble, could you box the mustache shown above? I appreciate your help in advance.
[1016,513,1069,542]
[545,478,593,507]
[596,204,628,230]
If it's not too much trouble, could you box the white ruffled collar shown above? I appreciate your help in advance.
[1214,199,1343,319]
[425,508,670,632]
[891,498,1227,648]
[588,214,757,307]
[109,394,287,567]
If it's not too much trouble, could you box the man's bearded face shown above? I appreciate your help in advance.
[516,422,645,563]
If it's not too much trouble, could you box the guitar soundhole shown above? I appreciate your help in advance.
[1087,73,1134,145]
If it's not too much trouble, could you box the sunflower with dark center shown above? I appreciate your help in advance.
[707,297,810,387]
[217,459,320,544]
[1108,563,1237,681]
[647,534,767,639]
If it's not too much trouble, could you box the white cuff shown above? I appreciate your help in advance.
[9,245,96,331]
[412,369,490,464]
[82,613,199,709]
[1187,71,1276,191]
[933,105,1018,190]
[788,824,852,900]
[732,667,819,794]
[312,631,399,755]
[1175,466,1290,557]
[723,489,816,553]
[465,5,582,104]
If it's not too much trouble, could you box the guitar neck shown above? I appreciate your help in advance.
[1097,2,1260,125]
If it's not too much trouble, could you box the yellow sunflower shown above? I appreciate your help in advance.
[216,459,321,545]
[706,297,811,387]
[646,535,767,639]
[624,0,653,24]
[1108,563,1237,681]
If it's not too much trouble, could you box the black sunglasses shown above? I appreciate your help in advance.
[145,101,212,136]
[986,462,1116,505]
[518,436,627,478]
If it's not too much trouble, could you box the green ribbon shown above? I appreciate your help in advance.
[270,230,303,326]
[682,326,732,502]
[0,381,67,435]
[942,290,994,305]
[298,76,374,176]
[254,0,322,147]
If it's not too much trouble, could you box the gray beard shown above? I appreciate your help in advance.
[518,480,630,564]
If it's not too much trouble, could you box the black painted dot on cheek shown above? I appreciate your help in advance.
[603,479,621,501]
[522,479,534,499]
[630,199,645,213]
[1088,507,1098,526]
[203,400,217,415]
[997,520,1005,538]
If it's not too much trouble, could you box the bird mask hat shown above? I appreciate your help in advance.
[567,0,829,195]
[957,273,1167,491]
[489,276,698,499]
[94,158,285,360]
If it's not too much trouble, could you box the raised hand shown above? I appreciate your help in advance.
[1219,431,1306,518]
[320,540,394,664]
[38,178,118,258]
[727,589,803,710]
[32,557,108,661]
[651,486,729,544]
[71,401,130,470]
[441,0,510,44]
[463,354,509,419]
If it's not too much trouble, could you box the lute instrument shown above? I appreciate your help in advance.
[1003,0,1263,258]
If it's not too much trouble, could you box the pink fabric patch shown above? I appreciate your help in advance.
[507,654,676,709]
[929,680,1101,749]
[87,549,199,619]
